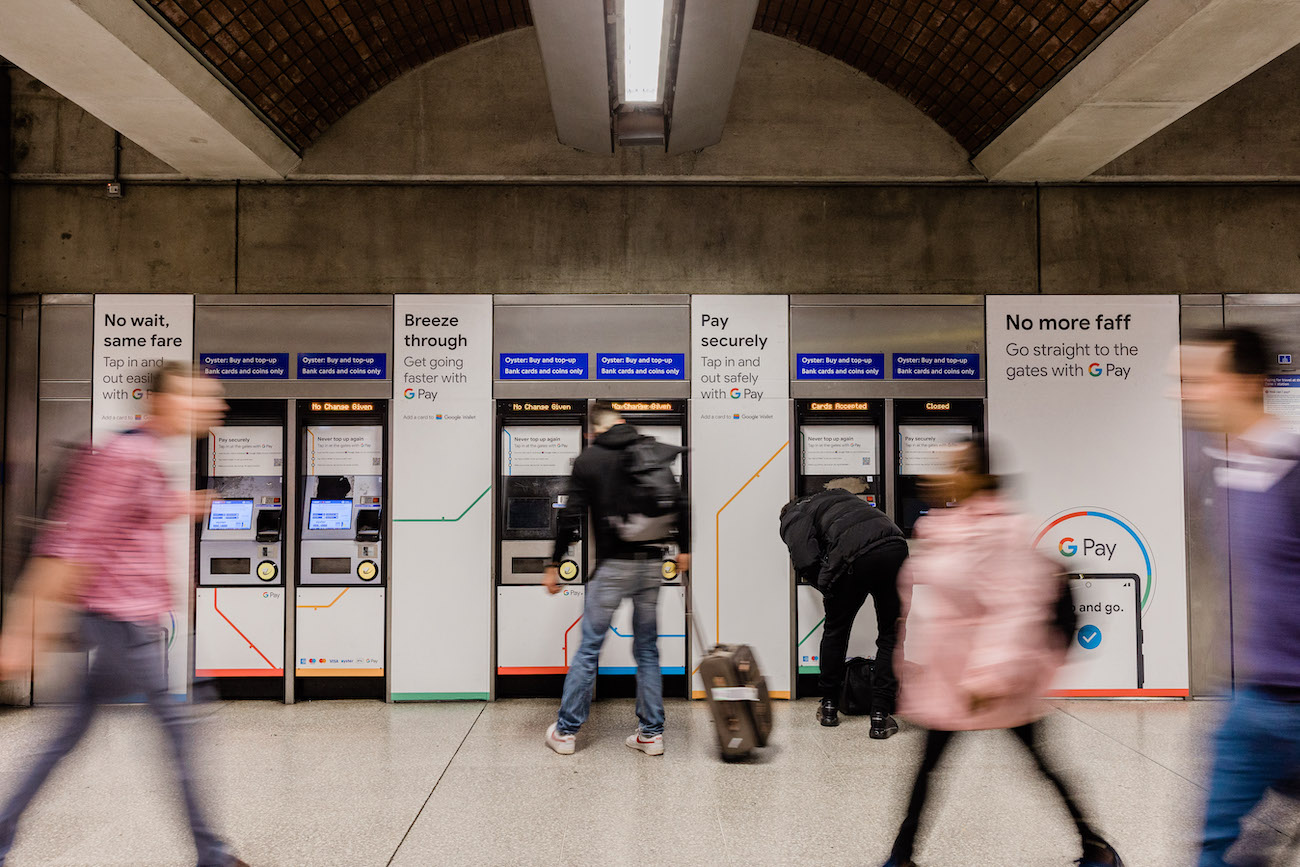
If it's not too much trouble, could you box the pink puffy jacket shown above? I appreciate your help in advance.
[897,491,1065,732]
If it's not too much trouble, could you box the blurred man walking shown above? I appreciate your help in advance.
[0,362,246,867]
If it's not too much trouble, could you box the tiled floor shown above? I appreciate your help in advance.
[0,697,1296,866]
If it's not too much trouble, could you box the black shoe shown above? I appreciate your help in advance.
[817,698,840,727]
[1078,834,1123,866]
[869,711,899,739]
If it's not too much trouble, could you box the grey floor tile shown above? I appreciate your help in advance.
[1,700,483,867]
[0,696,1291,867]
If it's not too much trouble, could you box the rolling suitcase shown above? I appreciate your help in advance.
[689,578,774,761]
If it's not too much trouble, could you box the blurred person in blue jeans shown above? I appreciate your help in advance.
[0,363,246,867]
[1181,327,1300,866]
[540,400,689,757]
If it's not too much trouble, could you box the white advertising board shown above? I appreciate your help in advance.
[295,587,385,675]
[691,295,792,696]
[209,426,282,477]
[304,425,383,476]
[598,587,688,675]
[195,587,285,676]
[92,295,194,696]
[500,426,581,477]
[800,424,879,476]
[897,423,973,476]
[1265,375,1300,433]
[987,296,1188,695]
[390,296,493,700]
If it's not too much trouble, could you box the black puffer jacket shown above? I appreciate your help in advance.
[552,423,689,563]
[779,489,904,593]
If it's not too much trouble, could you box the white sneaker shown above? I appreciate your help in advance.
[545,723,575,755]
[625,731,664,756]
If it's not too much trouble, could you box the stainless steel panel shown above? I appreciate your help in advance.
[494,295,691,307]
[496,381,689,400]
[38,300,92,383]
[38,382,91,400]
[1181,301,1230,698]
[35,400,91,519]
[284,400,297,703]
[794,295,984,307]
[493,296,691,398]
[793,380,986,400]
[32,398,91,705]
[1225,302,1300,374]
[790,301,985,399]
[1,299,39,706]
[195,299,393,400]
[214,380,393,400]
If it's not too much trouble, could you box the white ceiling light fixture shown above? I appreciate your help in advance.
[611,0,679,147]
[621,0,669,103]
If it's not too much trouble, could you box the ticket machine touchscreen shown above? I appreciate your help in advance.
[208,499,254,531]
[308,499,353,531]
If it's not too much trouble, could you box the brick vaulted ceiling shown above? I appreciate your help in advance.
[145,0,1140,153]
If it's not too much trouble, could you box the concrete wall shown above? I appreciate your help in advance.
[7,27,1300,297]
[10,181,1300,295]
[298,31,980,182]
[1094,43,1300,181]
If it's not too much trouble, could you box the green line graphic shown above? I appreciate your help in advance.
[798,616,826,647]
[393,486,491,523]
[392,692,489,702]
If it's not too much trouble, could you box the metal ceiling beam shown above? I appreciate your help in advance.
[667,0,759,155]
[0,0,299,179]
[975,0,1300,181]
[530,0,614,154]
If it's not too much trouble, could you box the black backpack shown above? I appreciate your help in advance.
[607,436,685,543]
[840,657,875,715]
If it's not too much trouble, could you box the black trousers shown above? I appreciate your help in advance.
[817,540,908,711]
[890,722,1095,862]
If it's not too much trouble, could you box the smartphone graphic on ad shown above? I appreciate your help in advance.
[1062,573,1144,690]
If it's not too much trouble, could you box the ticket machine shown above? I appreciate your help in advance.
[295,399,388,699]
[893,399,984,537]
[791,399,887,695]
[594,400,689,697]
[195,403,287,697]
[495,399,587,695]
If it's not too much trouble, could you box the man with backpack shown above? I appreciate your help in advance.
[543,400,689,756]
[780,487,907,735]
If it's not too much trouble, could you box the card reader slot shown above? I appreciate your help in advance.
[255,508,282,543]
[355,508,381,542]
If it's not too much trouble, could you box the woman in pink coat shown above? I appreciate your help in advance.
[881,438,1123,867]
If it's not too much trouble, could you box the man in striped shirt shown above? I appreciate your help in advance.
[0,362,246,867]
[1182,328,1300,867]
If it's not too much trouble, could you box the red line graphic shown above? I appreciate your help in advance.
[562,613,584,668]
[212,588,277,669]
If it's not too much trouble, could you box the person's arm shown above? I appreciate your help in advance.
[544,468,589,595]
[0,557,85,679]
[779,506,821,579]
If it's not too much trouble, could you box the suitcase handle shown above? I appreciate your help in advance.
[684,571,716,659]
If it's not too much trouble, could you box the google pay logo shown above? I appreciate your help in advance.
[729,388,741,399]
[403,388,415,399]
[1059,537,1078,556]
[1088,363,1103,377]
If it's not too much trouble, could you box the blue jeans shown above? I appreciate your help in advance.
[1200,687,1300,867]
[556,559,664,736]
[0,612,230,867]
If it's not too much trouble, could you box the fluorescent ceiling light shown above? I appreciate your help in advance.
[623,0,666,103]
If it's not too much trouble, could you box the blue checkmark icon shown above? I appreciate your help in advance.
[1077,626,1102,650]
